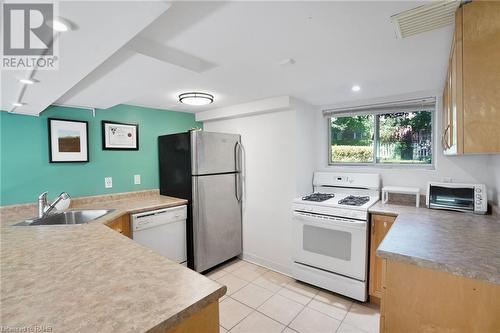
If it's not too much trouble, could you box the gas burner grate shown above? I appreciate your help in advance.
[338,195,370,206]
[302,193,335,202]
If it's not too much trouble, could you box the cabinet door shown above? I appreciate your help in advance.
[369,214,395,299]
[462,1,500,153]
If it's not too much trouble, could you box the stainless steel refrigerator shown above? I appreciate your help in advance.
[158,130,243,272]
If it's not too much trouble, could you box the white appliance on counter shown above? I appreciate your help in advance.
[427,182,487,214]
[132,205,187,265]
[292,172,380,302]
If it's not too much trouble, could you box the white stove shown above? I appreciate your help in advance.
[291,172,380,302]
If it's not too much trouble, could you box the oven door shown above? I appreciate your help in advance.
[292,211,368,281]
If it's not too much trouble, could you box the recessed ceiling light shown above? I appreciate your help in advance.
[12,102,26,107]
[179,92,214,106]
[278,58,296,66]
[352,85,361,92]
[19,78,36,85]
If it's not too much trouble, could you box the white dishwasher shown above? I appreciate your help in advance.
[132,205,187,265]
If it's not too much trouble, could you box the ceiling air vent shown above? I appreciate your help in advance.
[391,0,461,39]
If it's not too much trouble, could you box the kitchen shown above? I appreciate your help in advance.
[1,1,499,333]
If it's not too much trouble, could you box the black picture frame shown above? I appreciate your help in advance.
[48,118,89,163]
[101,120,139,150]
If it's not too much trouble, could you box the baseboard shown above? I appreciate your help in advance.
[240,252,293,277]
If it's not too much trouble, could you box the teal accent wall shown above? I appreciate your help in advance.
[0,104,201,206]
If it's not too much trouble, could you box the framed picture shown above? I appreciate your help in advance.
[48,118,89,163]
[102,120,139,150]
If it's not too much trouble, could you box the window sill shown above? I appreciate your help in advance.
[327,163,435,170]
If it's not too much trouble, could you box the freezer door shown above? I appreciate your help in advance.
[192,173,242,272]
[191,131,241,175]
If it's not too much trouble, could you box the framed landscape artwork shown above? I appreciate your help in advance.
[102,121,139,150]
[48,118,89,163]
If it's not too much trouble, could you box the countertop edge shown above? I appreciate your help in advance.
[370,204,500,285]
[148,285,227,332]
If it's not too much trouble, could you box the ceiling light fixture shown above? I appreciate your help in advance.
[19,78,36,85]
[352,85,361,92]
[179,92,214,106]
[12,102,26,107]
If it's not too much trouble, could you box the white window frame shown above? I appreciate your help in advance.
[326,102,436,169]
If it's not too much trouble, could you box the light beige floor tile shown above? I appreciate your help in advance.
[231,264,268,282]
[206,267,229,280]
[253,270,293,292]
[289,307,341,333]
[307,290,353,321]
[278,280,319,305]
[220,258,244,272]
[282,328,299,333]
[343,303,380,333]
[217,274,249,295]
[230,311,284,333]
[220,326,228,333]
[257,294,304,325]
[337,322,369,333]
[219,295,228,302]
[219,297,253,330]
[231,283,274,308]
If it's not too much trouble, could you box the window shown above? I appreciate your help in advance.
[327,99,434,166]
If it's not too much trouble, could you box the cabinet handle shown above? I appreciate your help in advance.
[372,221,375,234]
[443,125,451,150]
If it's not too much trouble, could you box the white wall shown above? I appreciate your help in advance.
[204,102,315,274]
[315,92,500,205]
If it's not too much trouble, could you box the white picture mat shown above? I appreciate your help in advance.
[104,123,137,148]
[50,120,88,162]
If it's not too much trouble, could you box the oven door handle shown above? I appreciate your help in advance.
[293,211,367,229]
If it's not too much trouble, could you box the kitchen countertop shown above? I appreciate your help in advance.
[371,201,500,285]
[0,192,226,333]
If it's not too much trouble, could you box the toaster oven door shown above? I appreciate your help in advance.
[428,185,474,212]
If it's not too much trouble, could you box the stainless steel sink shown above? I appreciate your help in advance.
[14,209,115,226]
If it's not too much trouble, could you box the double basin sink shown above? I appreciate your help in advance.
[15,209,114,226]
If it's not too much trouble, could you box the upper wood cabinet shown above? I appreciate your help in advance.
[369,214,396,301]
[442,1,500,154]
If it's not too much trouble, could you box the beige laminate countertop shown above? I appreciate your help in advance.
[371,202,500,285]
[0,193,226,333]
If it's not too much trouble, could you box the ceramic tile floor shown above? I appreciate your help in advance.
[205,259,380,333]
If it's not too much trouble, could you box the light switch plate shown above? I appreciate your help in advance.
[105,177,113,188]
[134,174,141,185]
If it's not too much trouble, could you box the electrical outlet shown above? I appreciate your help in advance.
[134,174,141,185]
[105,177,113,188]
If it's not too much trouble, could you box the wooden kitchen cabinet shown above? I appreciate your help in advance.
[442,1,500,154]
[380,259,500,333]
[105,214,131,238]
[369,214,395,302]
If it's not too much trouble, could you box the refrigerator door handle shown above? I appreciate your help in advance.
[235,141,243,202]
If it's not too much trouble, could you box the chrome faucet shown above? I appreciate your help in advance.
[38,191,71,218]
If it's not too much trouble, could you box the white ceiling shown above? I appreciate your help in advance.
[1,1,170,115]
[3,1,454,115]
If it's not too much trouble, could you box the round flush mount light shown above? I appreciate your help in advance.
[179,92,214,106]
[351,85,361,92]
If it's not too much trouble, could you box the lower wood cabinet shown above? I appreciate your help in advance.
[105,214,131,238]
[369,214,395,302]
[381,259,500,333]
